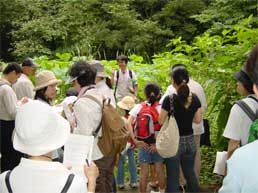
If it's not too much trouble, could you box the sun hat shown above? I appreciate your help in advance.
[22,58,39,68]
[34,70,61,91]
[234,69,253,93]
[117,96,136,111]
[88,60,108,78]
[13,100,70,156]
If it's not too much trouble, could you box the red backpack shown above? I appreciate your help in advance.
[134,102,161,140]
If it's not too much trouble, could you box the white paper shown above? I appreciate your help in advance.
[63,134,94,180]
[213,151,227,176]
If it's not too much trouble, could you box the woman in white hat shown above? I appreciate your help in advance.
[34,70,62,104]
[0,100,99,193]
[88,60,116,107]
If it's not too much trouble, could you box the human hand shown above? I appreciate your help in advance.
[17,97,29,107]
[148,144,157,153]
[84,162,99,182]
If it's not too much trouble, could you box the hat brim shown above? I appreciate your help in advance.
[96,72,108,78]
[117,101,135,111]
[34,79,62,91]
[65,76,77,84]
[13,110,70,156]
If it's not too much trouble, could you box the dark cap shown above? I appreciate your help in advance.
[234,70,253,93]
[22,58,39,68]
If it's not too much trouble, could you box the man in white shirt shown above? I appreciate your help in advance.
[13,58,39,100]
[111,55,138,101]
[223,69,258,159]
[219,43,258,193]
[0,63,23,172]
[68,61,115,193]
[160,64,207,182]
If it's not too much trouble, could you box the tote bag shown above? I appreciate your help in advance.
[156,95,179,158]
[156,115,179,158]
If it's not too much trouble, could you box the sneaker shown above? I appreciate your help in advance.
[118,185,125,190]
[130,183,138,188]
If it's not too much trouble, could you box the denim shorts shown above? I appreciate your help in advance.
[138,148,163,164]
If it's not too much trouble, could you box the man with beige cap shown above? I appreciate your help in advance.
[0,100,99,193]
[13,58,39,100]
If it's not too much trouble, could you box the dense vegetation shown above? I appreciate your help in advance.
[1,0,258,186]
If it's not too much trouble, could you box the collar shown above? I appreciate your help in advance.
[77,84,96,98]
[19,158,67,171]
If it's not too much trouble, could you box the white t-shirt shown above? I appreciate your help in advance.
[13,73,35,100]
[160,79,207,135]
[219,140,258,193]
[0,158,87,193]
[73,88,103,161]
[0,79,18,121]
[223,95,258,146]
[129,102,161,118]
[96,80,116,107]
[114,69,137,100]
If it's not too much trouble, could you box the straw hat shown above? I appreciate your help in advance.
[88,60,108,78]
[34,70,61,91]
[117,96,136,111]
[13,100,70,156]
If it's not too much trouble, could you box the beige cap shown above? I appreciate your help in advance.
[34,70,61,91]
[88,60,108,78]
[117,96,136,111]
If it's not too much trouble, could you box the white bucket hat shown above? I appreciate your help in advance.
[13,100,70,156]
[34,70,62,91]
[117,96,135,111]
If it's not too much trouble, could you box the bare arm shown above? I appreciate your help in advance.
[158,108,169,125]
[134,85,138,98]
[111,70,115,86]
[193,107,202,124]
[128,115,149,150]
[227,139,240,159]
[84,162,99,192]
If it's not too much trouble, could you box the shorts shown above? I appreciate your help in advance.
[138,147,163,164]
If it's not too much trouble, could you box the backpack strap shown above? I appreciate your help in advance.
[60,174,75,193]
[0,82,7,87]
[81,95,103,137]
[5,171,13,193]
[235,100,256,122]
[248,95,258,103]
[114,70,119,100]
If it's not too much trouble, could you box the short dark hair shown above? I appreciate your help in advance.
[68,61,97,87]
[245,43,258,86]
[3,62,22,75]
[116,55,128,64]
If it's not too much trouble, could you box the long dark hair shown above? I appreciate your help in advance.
[171,67,190,106]
[144,83,161,105]
[34,87,51,104]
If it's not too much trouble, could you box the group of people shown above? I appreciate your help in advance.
[0,41,258,193]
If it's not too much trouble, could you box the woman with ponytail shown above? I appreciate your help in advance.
[128,83,166,193]
[159,67,202,193]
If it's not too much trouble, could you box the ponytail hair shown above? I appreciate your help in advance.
[144,83,161,105]
[177,82,190,106]
[171,66,190,106]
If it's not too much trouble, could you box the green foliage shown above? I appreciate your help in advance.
[1,0,209,61]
